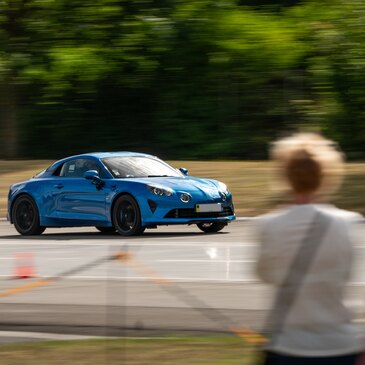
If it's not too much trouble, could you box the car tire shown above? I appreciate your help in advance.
[12,195,46,236]
[112,195,145,236]
[95,226,116,233]
[197,222,226,233]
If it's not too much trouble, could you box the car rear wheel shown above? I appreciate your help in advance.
[12,195,46,235]
[95,226,116,233]
[197,222,226,233]
[112,195,145,236]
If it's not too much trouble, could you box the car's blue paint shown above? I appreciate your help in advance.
[8,152,235,230]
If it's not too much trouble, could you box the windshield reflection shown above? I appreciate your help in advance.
[102,156,183,179]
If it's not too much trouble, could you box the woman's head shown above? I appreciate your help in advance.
[271,133,344,197]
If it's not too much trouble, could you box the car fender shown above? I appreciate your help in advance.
[8,187,41,224]
[108,182,151,226]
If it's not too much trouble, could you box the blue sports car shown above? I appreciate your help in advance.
[8,152,235,236]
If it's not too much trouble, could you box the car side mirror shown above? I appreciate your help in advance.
[84,170,99,180]
[179,167,189,176]
[84,170,105,190]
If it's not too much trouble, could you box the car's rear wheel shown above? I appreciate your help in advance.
[95,226,116,233]
[12,195,46,235]
[197,222,226,233]
[112,195,145,236]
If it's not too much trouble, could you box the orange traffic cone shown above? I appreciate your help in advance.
[13,253,37,279]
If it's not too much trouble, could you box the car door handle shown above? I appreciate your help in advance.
[54,184,64,189]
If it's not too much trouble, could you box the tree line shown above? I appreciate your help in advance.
[0,0,364,160]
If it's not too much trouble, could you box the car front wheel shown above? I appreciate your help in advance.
[112,195,145,236]
[12,195,46,235]
[197,222,226,233]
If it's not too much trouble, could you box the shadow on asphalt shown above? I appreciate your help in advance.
[1,231,229,240]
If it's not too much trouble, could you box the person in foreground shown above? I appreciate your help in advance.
[256,133,363,364]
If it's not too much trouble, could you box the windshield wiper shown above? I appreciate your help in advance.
[147,175,170,177]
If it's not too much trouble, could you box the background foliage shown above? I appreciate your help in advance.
[0,0,364,159]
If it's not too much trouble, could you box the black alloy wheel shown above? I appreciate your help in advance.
[112,195,145,236]
[95,226,116,233]
[12,195,46,235]
[197,222,227,233]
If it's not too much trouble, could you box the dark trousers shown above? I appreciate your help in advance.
[263,351,360,365]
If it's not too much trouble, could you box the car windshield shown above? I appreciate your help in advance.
[102,156,183,178]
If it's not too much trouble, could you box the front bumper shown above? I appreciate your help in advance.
[139,196,235,226]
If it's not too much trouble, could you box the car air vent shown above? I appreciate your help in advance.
[164,206,233,219]
[148,199,157,213]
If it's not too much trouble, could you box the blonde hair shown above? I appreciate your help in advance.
[270,133,344,195]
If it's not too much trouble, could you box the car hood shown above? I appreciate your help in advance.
[120,176,222,199]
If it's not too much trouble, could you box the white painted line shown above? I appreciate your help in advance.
[226,248,231,281]
[0,274,257,283]
[0,257,81,260]
[0,272,364,285]
[156,259,254,263]
[1,239,364,249]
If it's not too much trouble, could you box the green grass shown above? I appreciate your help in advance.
[0,336,262,365]
[1,160,365,217]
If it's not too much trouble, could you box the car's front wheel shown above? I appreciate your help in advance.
[197,222,226,233]
[95,226,116,234]
[12,195,46,235]
[112,195,145,236]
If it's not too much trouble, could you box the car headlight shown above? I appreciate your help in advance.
[217,182,230,201]
[147,185,173,197]
[218,182,229,194]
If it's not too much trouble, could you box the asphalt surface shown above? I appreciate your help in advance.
[0,219,364,342]
[0,219,257,282]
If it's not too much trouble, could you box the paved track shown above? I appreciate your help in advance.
[0,220,364,341]
[0,220,258,282]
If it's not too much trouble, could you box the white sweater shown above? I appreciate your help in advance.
[256,204,364,357]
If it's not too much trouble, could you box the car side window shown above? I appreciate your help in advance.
[59,159,105,178]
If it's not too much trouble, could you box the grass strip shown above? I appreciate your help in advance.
[1,160,365,217]
[0,335,263,365]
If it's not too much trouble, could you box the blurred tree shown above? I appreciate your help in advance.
[155,1,308,158]
[0,0,364,159]
[0,0,30,158]
[289,0,365,158]
[20,0,174,157]
[238,0,303,11]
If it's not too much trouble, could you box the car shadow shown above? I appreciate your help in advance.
[0,231,229,241]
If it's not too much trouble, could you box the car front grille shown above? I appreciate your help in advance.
[164,206,234,219]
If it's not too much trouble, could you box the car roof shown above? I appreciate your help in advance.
[47,152,157,173]
[56,151,155,163]
[77,152,154,159]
